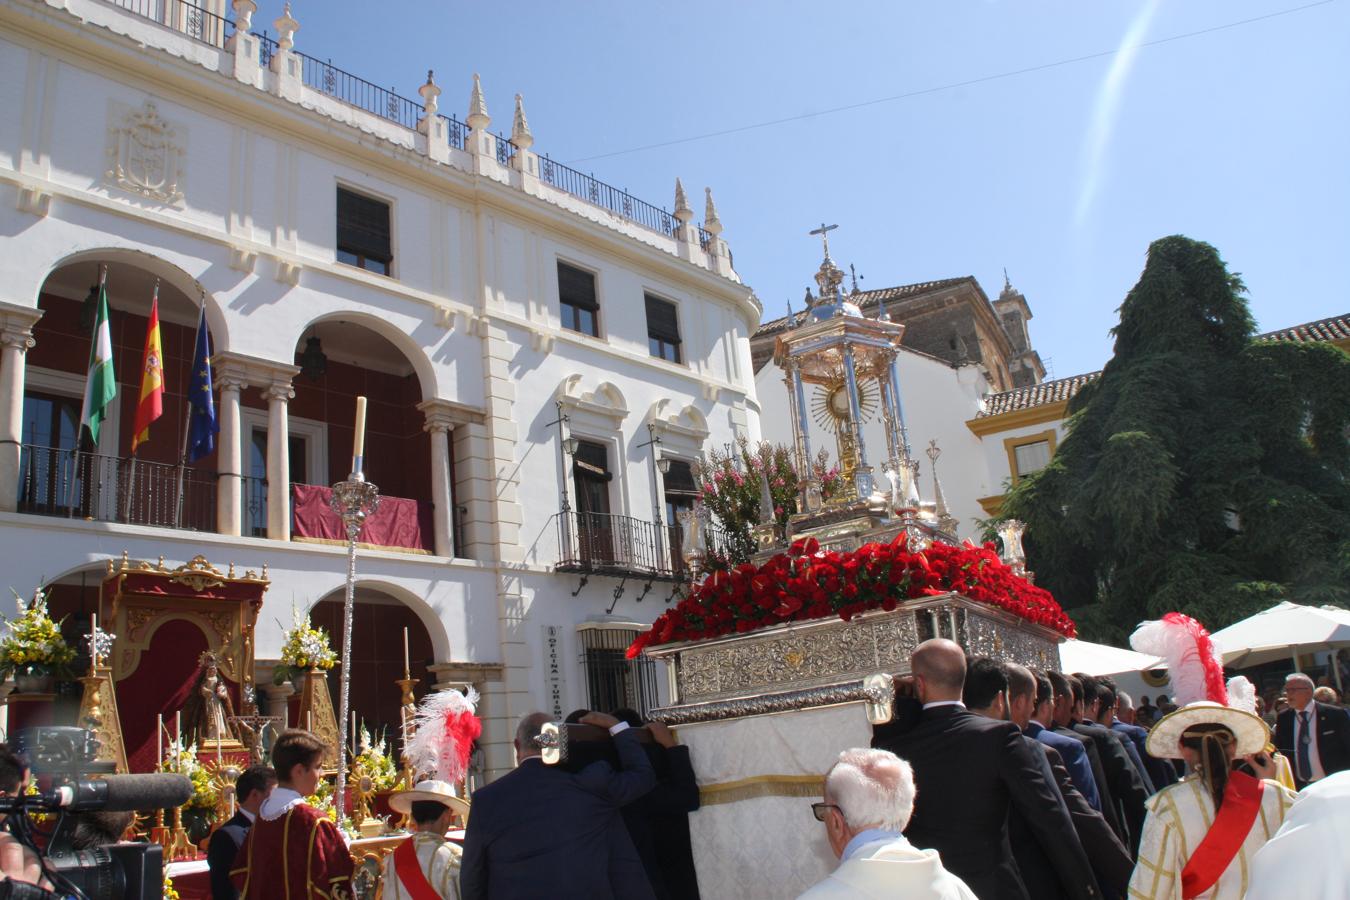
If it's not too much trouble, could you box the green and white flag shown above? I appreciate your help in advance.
[79,276,117,446]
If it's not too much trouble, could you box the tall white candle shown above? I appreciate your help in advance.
[403,627,410,678]
[175,712,182,772]
[90,613,98,668]
[156,714,163,770]
[351,711,357,752]
[352,396,368,473]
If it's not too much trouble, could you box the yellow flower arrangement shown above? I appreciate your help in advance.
[273,608,337,684]
[354,726,399,793]
[163,874,179,900]
[0,587,75,679]
[157,745,220,810]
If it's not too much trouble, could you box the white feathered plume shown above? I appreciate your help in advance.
[1129,612,1228,707]
[403,687,481,785]
[1225,675,1257,715]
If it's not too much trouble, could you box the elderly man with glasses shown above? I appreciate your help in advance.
[799,748,975,900]
[1274,672,1350,789]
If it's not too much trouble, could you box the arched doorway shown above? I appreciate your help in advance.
[307,587,436,754]
[24,257,219,530]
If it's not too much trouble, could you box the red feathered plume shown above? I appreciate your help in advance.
[1130,612,1227,706]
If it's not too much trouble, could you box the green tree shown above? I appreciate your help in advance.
[1002,236,1350,642]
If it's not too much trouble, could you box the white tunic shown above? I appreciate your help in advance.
[378,832,463,900]
[1127,774,1295,900]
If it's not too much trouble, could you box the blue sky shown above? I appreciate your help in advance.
[293,1,1349,380]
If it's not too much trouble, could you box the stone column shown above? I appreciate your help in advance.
[0,306,42,514]
[419,400,458,559]
[215,373,245,536]
[264,380,294,540]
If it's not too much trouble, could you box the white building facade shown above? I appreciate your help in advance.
[0,0,761,777]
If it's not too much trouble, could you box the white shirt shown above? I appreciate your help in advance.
[922,700,966,711]
[1294,703,1327,782]
[240,807,256,824]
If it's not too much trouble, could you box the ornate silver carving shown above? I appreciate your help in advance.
[648,676,890,726]
[106,101,184,205]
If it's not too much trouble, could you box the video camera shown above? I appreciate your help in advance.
[0,727,193,900]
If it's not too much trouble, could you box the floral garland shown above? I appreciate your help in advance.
[273,608,338,683]
[627,534,1076,659]
[0,587,75,679]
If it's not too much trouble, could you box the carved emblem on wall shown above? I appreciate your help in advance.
[106,101,185,205]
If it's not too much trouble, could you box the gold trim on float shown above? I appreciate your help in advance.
[698,774,825,806]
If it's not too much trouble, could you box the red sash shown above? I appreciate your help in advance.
[1180,772,1265,899]
[392,836,441,900]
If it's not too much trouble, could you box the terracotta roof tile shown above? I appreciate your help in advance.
[1256,314,1350,345]
[977,372,1101,418]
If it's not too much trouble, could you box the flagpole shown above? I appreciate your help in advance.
[69,265,108,517]
[173,293,204,529]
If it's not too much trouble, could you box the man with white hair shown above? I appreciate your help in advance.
[799,748,975,899]
[1274,672,1350,788]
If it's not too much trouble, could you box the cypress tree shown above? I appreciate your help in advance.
[1003,235,1350,642]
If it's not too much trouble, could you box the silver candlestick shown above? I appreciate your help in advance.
[329,472,380,821]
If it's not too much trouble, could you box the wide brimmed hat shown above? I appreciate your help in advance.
[1146,701,1270,759]
[388,779,469,819]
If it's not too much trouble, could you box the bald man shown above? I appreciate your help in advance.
[873,640,1100,900]
[1275,672,1350,788]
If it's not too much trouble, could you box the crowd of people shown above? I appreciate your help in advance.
[1,636,1349,899]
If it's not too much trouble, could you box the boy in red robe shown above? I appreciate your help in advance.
[232,729,353,900]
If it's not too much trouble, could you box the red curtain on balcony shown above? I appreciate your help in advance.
[290,484,433,554]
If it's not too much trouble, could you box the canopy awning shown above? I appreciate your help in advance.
[1058,638,1164,677]
[1212,601,1350,669]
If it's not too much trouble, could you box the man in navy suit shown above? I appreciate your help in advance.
[207,765,276,900]
[1275,672,1350,788]
[873,640,1100,900]
[1026,672,1102,812]
[460,710,656,900]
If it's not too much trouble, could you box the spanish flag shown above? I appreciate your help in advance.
[130,290,164,453]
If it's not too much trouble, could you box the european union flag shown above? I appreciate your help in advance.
[185,307,218,463]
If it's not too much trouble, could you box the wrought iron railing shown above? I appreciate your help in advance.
[18,444,216,531]
[103,0,235,48]
[579,626,660,717]
[697,227,713,251]
[440,115,468,152]
[493,134,517,167]
[242,474,268,537]
[537,155,680,237]
[555,510,678,579]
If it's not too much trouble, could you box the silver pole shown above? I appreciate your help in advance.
[329,473,379,820]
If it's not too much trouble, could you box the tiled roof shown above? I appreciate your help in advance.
[977,372,1101,418]
[753,277,973,338]
[1256,314,1350,345]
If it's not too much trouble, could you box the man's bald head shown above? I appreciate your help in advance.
[514,711,552,762]
[911,639,967,702]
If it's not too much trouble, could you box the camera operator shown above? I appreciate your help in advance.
[0,744,48,890]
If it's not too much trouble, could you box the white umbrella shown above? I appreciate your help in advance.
[1058,638,1164,677]
[1211,601,1350,688]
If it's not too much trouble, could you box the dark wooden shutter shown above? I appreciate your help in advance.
[645,295,681,344]
[337,188,391,262]
[558,262,598,311]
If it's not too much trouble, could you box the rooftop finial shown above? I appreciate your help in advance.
[511,93,533,150]
[1003,267,1011,291]
[673,178,693,224]
[467,73,490,131]
[703,187,722,235]
[808,223,845,302]
[849,263,862,295]
[418,70,441,117]
[809,222,837,260]
[274,2,299,51]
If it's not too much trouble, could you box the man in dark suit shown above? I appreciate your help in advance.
[1046,671,1125,847]
[460,710,656,900]
[1026,672,1102,812]
[1105,684,1176,790]
[1076,674,1154,797]
[1063,674,1148,853]
[1004,665,1132,900]
[1275,672,1350,788]
[610,710,700,900]
[873,639,1099,900]
[207,765,276,900]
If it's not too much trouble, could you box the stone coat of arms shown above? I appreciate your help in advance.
[106,100,184,205]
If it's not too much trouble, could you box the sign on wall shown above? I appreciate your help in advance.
[543,625,567,719]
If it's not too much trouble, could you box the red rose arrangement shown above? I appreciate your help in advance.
[626,533,1076,659]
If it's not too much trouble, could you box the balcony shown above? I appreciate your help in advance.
[18,443,216,531]
[555,511,682,581]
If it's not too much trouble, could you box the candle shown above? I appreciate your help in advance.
[307,711,313,733]
[90,613,98,668]
[216,737,222,769]
[403,627,410,679]
[351,711,357,751]
[175,712,182,772]
[352,396,367,474]
[156,714,163,769]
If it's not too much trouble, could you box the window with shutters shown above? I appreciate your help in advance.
[1004,429,1057,483]
[336,187,393,276]
[645,294,682,363]
[558,261,599,337]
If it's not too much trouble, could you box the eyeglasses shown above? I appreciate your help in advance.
[810,802,840,822]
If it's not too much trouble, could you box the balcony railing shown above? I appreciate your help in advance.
[556,510,681,580]
[18,444,216,531]
[538,155,680,238]
[242,474,268,537]
[104,0,235,48]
